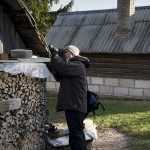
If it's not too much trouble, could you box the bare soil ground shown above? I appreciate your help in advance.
[92,127,133,150]
[51,123,133,150]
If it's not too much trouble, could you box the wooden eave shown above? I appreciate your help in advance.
[1,0,49,57]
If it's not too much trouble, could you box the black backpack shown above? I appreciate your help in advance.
[87,89,105,115]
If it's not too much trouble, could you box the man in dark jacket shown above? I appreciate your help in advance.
[50,45,90,150]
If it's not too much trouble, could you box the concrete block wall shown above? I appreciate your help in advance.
[46,77,60,92]
[46,76,150,100]
[88,77,150,100]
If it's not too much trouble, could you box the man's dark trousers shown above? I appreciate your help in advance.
[65,110,87,150]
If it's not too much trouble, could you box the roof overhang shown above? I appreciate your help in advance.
[1,0,49,57]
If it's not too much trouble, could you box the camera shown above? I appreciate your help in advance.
[49,44,66,58]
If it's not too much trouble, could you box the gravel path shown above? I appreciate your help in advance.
[92,127,133,150]
[50,123,133,150]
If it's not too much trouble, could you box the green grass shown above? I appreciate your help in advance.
[47,96,66,123]
[48,97,150,150]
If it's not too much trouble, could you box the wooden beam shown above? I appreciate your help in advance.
[0,98,21,113]
[0,54,9,60]
[0,57,51,63]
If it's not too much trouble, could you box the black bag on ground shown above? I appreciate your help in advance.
[87,90,105,115]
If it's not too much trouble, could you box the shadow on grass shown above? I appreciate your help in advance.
[92,100,150,116]
[131,139,150,150]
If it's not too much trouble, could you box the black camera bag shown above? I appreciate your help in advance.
[87,90,105,115]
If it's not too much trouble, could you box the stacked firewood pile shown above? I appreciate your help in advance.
[0,72,48,150]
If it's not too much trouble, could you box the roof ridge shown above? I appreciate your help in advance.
[60,9,116,16]
[59,5,150,16]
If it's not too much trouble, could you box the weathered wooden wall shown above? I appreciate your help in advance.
[0,72,48,150]
[83,53,150,80]
[0,3,25,54]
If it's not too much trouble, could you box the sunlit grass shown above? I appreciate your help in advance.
[48,97,150,150]
[92,111,150,137]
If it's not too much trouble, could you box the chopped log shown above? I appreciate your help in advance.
[0,72,48,149]
[0,54,8,60]
[0,98,21,113]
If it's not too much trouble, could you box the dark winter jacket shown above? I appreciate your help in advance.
[51,55,90,113]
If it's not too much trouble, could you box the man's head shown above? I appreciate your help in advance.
[63,45,80,60]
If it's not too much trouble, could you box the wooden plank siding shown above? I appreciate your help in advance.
[0,3,26,54]
[83,53,150,80]
[0,4,4,53]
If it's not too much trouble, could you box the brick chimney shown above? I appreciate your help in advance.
[116,0,135,39]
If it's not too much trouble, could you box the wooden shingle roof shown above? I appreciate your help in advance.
[1,0,49,57]
[45,6,150,54]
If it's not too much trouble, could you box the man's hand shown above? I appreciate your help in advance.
[49,45,59,56]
